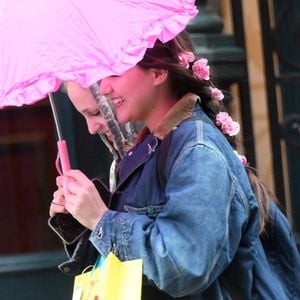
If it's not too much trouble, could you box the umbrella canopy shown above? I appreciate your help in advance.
[0,0,197,107]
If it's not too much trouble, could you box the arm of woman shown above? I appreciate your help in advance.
[89,143,250,297]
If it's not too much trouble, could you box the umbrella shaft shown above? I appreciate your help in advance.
[48,93,63,141]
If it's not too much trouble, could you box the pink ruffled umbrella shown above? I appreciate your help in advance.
[0,0,197,107]
[0,0,197,175]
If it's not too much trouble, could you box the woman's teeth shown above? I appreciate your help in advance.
[113,97,125,104]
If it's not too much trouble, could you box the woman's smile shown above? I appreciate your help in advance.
[111,96,126,108]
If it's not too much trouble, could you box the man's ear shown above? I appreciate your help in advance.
[151,68,168,86]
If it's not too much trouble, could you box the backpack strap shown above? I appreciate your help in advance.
[157,116,208,188]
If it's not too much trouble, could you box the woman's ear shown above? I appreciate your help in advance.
[151,68,168,86]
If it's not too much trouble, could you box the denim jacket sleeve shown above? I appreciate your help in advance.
[89,140,250,297]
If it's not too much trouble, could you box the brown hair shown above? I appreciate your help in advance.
[138,31,272,233]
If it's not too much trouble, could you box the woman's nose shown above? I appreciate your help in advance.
[87,120,100,134]
[87,117,107,135]
[98,78,113,95]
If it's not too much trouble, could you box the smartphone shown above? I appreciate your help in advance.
[48,213,88,245]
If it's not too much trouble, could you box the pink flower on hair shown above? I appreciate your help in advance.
[192,58,210,80]
[178,51,195,68]
[210,87,224,101]
[239,154,248,166]
[234,151,248,166]
[215,112,240,136]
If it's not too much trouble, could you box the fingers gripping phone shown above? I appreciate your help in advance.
[48,177,111,245]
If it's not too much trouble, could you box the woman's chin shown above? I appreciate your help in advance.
[116,108,141,124]
[116,112,130,124]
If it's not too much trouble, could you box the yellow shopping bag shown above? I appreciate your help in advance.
[72,265,102,300]
[72,252,143,300]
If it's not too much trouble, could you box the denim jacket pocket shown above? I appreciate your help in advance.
[124,204,165,218]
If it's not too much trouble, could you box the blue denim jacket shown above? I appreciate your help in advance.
[60,94,300,299]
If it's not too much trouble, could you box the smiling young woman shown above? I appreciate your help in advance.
[51,31,300,299]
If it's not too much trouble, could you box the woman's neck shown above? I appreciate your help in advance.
[145,95,177,132]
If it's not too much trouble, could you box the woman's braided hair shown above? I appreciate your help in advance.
[138,30,273,233]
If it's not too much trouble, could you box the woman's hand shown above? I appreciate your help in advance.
[49,176,68,217]
[62,169,109,230]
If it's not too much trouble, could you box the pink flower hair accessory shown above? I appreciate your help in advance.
[215,112,240,136]
[234,150,248,166]
[210,87,224,101]
[178,51,195,68]
[192,58,210,80]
